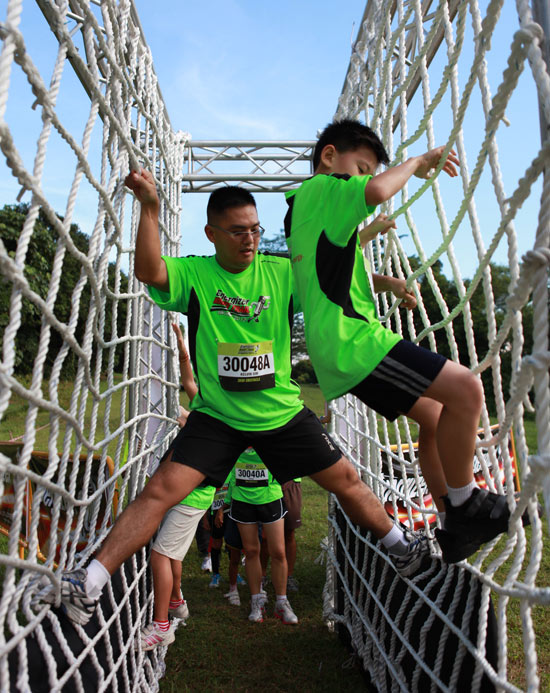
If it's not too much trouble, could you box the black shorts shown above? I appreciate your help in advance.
[350,339,447,421]
[165,406,342,487]
[229,498,287,525]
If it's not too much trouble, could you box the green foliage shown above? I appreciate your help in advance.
[0,203,128,379]
[292,358,318,384]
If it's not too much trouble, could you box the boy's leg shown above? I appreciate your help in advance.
[404,396,446,512]
[407,359,483,489]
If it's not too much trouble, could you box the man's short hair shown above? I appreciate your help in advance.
[312,119,390,171]
[207,186,256,223]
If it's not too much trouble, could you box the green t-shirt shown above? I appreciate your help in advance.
[225,448,282,505]
[180,484,216,510]
[284,174,402,400]
[148,254,303,431]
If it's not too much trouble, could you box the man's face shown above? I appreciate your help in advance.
[205,204,260,273]
[323,144,379,177]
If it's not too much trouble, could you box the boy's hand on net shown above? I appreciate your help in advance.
[415,147,459,179]
[360,213,397,246]
[388,277,417,310]
[124,168,159,206]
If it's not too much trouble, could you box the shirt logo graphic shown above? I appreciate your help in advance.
[211,290,271,322]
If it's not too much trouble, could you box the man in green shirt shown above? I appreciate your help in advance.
[40,173,431,626]
[284,118,530,565]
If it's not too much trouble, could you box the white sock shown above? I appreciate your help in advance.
[276,595,287,605]
[439,512,446,527]
[381,525,408,556]
[447,481,477,507]
[85,559,110,599]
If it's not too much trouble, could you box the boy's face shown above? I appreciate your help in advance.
[205,204,260,273]
[320,144,380,177]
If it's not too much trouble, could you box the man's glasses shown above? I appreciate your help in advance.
[209,223,265,239]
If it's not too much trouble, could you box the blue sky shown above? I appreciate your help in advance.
[1,0,544,278]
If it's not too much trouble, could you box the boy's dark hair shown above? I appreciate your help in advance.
[312,118,390,171]
[207,186,256,223]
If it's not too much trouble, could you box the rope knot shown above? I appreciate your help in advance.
[521,248,550,270]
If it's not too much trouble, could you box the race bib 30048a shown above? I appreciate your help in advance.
[217,341,275,392]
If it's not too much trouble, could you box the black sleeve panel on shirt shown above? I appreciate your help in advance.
[315,230,368,323]
[288,295,295,367]
[284,195,294,239]
[186,287,202,401]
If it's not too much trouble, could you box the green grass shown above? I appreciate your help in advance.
[0,374,128,460]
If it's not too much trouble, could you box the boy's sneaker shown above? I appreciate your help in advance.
[287,575,299,592]
[436,488,531,563]
[236,574,246,586]
[274,598,298,625]
[169,600,189,620]
[201,555,212,572]
[138,622,175,651]
[38,568,97,625]
[248,601,264,623]
[391,531,432,577]
[209,573,221,588]
[224,589,241,606]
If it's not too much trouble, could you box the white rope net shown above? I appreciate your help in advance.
[0,1,185,690]
[322,0,550,691]
[0,0,548,691]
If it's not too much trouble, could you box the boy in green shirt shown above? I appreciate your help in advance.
[285,118,527,563]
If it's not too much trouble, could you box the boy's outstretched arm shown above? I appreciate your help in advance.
[364,146,459,207]
[125,168,169,291]
[372,274,417,310]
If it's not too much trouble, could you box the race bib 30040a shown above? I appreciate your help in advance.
[217,341,275,392]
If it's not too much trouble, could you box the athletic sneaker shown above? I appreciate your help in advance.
[169,599,189,620]
[248,601,265,623]
[138,622,175,651]
[391,531,432,577]
[236,574,246,586]
[201,555,212,572]
[209,573,221,588]
[436,488,530,563]
[287,575,299,592]
[224,589,241,606]
[38,568,97,626]
[274,598,298,625]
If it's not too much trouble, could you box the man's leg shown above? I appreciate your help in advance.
[284,529,296,578]
[96,454,205,574]
[310,456,393,538]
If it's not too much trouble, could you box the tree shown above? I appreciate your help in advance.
[0,203,128,378]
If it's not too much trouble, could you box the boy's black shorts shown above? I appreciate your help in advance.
[350,339,447,421]
[164,406,342,487]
